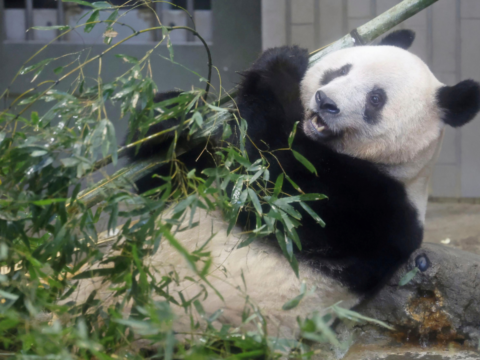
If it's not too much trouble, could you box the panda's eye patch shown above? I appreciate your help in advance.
[364,88,387,123]
[367,89,386,108]
[321,64,352,85]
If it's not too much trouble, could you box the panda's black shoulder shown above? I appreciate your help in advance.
[244,46,309,80]
[238,46,308,102]
[236,46,309,151]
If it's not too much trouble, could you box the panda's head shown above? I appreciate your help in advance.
[301,31,480,165]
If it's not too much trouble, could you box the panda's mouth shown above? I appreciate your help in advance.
[311,114,327,132]
[310,113,334,137]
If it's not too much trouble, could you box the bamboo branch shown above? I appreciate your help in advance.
[309,0,439,66]
[74,0,439,212]
[71,113,229,211]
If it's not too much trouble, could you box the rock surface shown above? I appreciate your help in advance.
[358,243,480,346]
[340,202,480,359]
[342,345,480,360]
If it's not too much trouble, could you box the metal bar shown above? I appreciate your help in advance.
[285,0,291,45]
[57,0,65,41]
[314,0,320,48]
[455,0,461,82]
[154,1,164,42]
[371,0,377,18]
[342,0,348,34]
[186,0,195,42]
[0,0,5,44]
[25,0,34,41]
[426,6,433,67]
[455,0,462,196]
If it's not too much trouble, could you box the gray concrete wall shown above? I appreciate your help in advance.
[0,0,4,63]
[262,0,480,198]
[0,0,261,143]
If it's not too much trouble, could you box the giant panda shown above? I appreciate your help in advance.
[74,30,480,339]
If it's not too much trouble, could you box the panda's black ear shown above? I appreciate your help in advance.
[378,30,415,50]
[437,80,480,127]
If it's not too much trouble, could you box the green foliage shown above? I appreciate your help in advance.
[0,1,395,358]
[399,266,420,286]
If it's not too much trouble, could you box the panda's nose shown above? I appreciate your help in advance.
[316,90,340,114]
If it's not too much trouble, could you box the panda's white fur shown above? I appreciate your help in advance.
[303,46,443,165]
[301,46,445,222]
[69,31,480,341]
[69,207,357,339]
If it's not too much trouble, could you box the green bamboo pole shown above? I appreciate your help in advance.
[74,0,439,212]
[309,0,439,66]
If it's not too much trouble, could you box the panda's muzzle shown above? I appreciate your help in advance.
[309,113,336,139]
[308,91,339,137]
[316,90,340,115]
[306,91,342,140]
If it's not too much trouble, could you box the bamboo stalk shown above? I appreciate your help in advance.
[75,0,439,212]
[309,0,439,66]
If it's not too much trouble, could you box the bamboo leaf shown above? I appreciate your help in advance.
[310,312,341,346]
[275,229,299,277]
[247,188,262,216]
[282,282,306,310]
[105,119,118,166]
[399,267,420,286]
[192,111,203,127]
[62,0,95,7]
[32,198,67,206]
[237,234,256,249]
[285,175,301,192]
[249,169,263,184]
[20,58,53,75]
[288,121,299,148]
[299,202,326,227]
[31,150,48,157]
[292,150,317,175]
[0,290,19,301]
[107,9,119,21]
[332,304,394,330]
[72,268,118,280]
[60,157,80,167]
[107,203,118,234]
[273,173,284,198]
[115,54,139,64]
[53,66,64,75]
[91,1,112,9]
[84,10,100,33]
[161,227,198,273]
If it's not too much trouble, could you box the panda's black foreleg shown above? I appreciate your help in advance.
[260,133,423,295]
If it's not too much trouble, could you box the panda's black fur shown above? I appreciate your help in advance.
[126,31,423,297]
